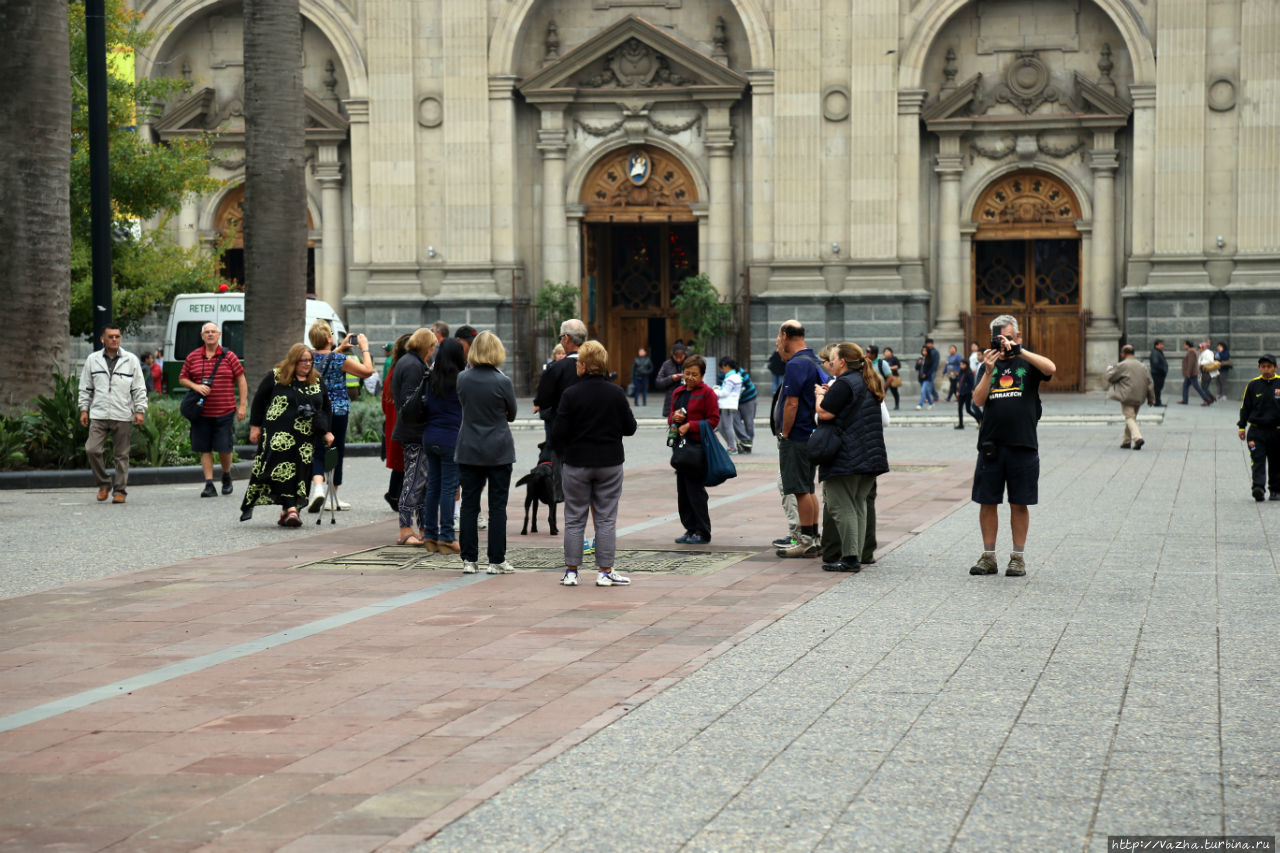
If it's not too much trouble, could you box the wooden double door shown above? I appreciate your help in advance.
[582,222,697,388]
[967,237,1084,391]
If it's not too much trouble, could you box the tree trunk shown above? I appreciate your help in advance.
[243,0,306,379]
[0,1,72,414]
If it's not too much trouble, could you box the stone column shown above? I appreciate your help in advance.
[897,90,927,291]
[1128,84,1156,286]
[933,135,965,338]
[537,105,569,285]
[178,196,198,250]
[1086,136,1123,386]
[342,99,371,271]
[1089,136,1120,329]
[706,101,734,299]
[315,143,345,310]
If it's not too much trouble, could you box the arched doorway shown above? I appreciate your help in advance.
[579,145,699,387]
[215,185,316,295]
[967,170,1085,390]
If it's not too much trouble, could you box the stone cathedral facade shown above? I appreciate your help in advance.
[135,0,1280,393]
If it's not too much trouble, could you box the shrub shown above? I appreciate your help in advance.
[23,373,90,469]
[348,397,384,442]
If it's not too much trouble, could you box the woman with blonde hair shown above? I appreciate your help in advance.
[814,342,888,573]
[240,344,334,527]
[551,340,638,587]
[392,328,437,545]
[306,321,375,511]
[455,331,518,573]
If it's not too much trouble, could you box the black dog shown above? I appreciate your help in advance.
[516,443,559,535]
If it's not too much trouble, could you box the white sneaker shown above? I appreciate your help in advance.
[596,570,630,586]
[327,493,351,511]
[560,571,579,586]
[477,513,488,530]
[486,561,515,574]
[462,561,478,574]
[307,482,326,513]
[915,405,923,410]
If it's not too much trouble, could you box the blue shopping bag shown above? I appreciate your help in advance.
[700,419,737,487]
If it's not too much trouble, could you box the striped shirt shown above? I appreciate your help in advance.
[179,346,244,417]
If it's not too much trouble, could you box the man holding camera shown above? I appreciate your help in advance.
[969,315,1056,578]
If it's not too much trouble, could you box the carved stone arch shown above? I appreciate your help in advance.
[489,0,774,76]
[570,140,706,216]
[966,164,1091,232]
[136,0,368,96]
[899,0,1155,89]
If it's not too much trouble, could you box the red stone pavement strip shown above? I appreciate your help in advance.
[0,459,971,852]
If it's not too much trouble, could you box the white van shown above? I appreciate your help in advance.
[162,293,346,394]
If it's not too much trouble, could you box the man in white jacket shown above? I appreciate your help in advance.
[78,324,148,503]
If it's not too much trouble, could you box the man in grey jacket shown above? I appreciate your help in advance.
[1107,345,1156,450]
[78,324,148,503]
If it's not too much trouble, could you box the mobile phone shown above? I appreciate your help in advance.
[990,335,1003,351]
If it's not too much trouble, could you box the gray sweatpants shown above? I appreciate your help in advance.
[562,463,624,569]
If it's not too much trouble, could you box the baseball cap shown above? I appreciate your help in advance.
[1259,354,1276,366]
[383,342,393,351]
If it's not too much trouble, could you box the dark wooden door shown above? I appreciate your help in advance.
[969,238,1083,391]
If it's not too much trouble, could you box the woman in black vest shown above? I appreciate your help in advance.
[814,342,889,573]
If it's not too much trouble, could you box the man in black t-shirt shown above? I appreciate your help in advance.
[969,315,1056,578]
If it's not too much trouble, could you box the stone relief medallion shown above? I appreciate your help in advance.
[1207,76,1236,112]
[612,38,661,87]
[627,149,651,186]
[822,85,850,122]
[417,95,443,128]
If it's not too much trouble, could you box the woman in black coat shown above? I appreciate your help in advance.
[392,329,437,546]
[814,342,889,573]
[551,340,638,587]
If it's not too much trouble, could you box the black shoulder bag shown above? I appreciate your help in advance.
[180,352,226,422]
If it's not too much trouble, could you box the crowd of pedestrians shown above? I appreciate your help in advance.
[77,308,1268,580]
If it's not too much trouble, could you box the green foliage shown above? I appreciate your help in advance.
[672,273,733,346]
[133,400,200,467]
[22,373,91,469]
[347,398,385,443]
[67,0,223,337]
[534,281,581,340]
[0,417,30,472]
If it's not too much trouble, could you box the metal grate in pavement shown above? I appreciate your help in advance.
[294,545,754,575]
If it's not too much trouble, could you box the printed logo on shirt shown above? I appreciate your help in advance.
[988,365,1029,400]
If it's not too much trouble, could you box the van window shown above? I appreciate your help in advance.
[175,321,243,360]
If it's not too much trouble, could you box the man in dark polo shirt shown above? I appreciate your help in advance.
[179,322,248,497]
[969,314,1056,578]
[774,320,828,558]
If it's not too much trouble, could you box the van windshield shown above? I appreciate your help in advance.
[175,321,244,360]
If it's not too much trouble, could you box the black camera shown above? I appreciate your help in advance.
[297,402,316,419]
[990,335,1004,351]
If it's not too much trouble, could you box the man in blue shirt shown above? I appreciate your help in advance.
[774,321,828,558]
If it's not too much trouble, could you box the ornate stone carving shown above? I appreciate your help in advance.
[942,48,958,91]
[969,133,1015,161]
[712,17,728,64]
[646,112,701,135]
[1036,132,1085,158]
[990,52,1064,115]
[1096,43,1115,95]
[579,39,692,88]
[322,60,340,111]
[544,20,560,65]
[975,171,1080,229]
[575,117,626,137]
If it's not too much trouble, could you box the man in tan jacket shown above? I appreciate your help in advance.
[1107,345,1157,450]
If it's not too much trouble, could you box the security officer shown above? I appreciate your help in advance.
[1237,353,1280,502]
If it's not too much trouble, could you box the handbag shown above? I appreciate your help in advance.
[1205,360,1221,372]
[669,434,705,472]
[807,420,843,465]
[701,420,737,487]
[180,352,226,422]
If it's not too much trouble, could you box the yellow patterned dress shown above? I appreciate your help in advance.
[241,370,331,512]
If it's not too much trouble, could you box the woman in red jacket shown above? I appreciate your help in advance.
[380,335,410,511]
[668,355,720,544]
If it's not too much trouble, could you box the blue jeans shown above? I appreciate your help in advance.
[1181,375,1212,403]
[422,443,459,543]
[632,377,648,406]
[918,379,936,407]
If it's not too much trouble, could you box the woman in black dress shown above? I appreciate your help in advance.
[240,344,334,526]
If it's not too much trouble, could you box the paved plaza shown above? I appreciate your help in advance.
[0,394,1275,851]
